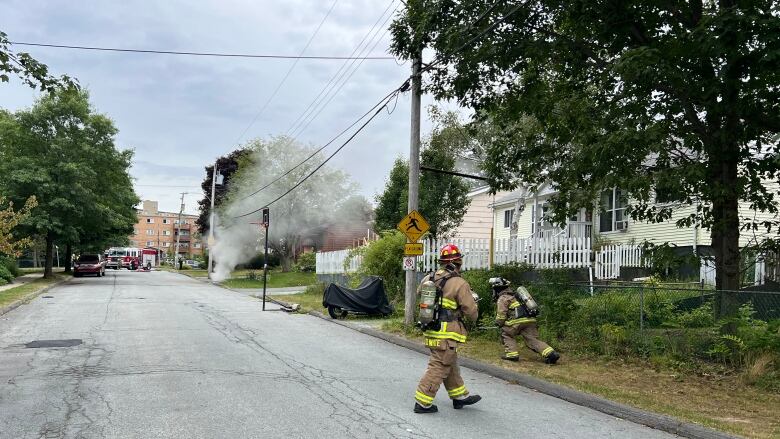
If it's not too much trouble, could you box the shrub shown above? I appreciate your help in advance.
[353,231,406,303]
[0,277,7,286]
[672,302,715,328]
[294,252,316,272]
[0,265,13,283]
[0,256,19,278]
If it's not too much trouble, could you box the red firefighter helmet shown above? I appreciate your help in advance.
[439,244,463,262]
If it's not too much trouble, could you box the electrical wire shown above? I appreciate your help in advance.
[233,0,340,145]
[10,41,395,60]
[233,85,405,202]
[231,87,401,219]
[285,0,399,139]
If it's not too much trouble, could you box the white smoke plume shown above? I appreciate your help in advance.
[208,136,372,281]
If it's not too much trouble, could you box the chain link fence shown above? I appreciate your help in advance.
[517,281,780,362]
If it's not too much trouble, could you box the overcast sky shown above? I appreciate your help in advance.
[1,0,451,214]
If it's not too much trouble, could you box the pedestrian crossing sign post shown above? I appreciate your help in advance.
[397,210,430,243]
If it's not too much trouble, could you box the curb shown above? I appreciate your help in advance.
[307,310,738,439]
[0,276,71,317]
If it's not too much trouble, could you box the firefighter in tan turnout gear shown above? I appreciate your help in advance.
[491,277,560,364]
[413,244,482,414]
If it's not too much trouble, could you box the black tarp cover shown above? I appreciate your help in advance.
[322,276,394,315]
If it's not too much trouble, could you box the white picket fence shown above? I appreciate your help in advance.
[594,244,645,279]
[315,250,362,274]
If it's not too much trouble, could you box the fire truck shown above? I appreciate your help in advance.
[106,247,141,270]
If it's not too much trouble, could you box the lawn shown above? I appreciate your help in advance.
[222,271,316,289]
[0,275,65,308]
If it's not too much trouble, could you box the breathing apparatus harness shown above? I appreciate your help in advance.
[417,265,459,330]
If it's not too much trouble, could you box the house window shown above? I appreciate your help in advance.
[194,243,201,249]
[503,209,514,228]
[599,188,628,232]
[163,219,170,224]
[133,228,138,235]
[163,242,170,247]
[146,218,154,224]
[146,229,155,236]
[162,230,171,236]
[146,241,153,246]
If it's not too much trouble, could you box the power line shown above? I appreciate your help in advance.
[232,87,402,219]
[233,0,340,145]
[10,41,396,60]
[235,86,404,203]
[285,0,400,139]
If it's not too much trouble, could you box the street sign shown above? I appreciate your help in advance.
[404,243,423,256]
[397,210,430,243]
[402,256,416,271]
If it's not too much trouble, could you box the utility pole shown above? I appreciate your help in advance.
[404,53,422,327]
[174,192,185,270]
[207,162,218,279]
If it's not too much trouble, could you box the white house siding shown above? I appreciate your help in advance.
[492,195,539,240]
[453,189,508,239]
[595,203,700,247]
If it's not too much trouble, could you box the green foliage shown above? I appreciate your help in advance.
[374,110,472,238]
[352,231,406,303]
[671,302,715,328]
[0,277,7,286]
[294,252,316,273]
[0,255,19,278]
[0,88,139,276]
[0,31,77,91]
[196,148,250,235]
[391,1,780,292]
[0,264,12,283]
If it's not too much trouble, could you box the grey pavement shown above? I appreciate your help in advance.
[0,270,678,438]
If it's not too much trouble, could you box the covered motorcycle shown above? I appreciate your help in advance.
[322,276,394,319]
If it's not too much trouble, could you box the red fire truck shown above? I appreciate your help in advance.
[106,247,141,270]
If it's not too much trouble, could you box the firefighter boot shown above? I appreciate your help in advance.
[453,394,482,409]
[414,403,438,414]
[501,354,519,362]
[544,351,560,364]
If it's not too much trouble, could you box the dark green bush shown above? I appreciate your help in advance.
[294,252,316,272]
[0,265,14,283]
[353,231,406,303]
[0,256,19,278]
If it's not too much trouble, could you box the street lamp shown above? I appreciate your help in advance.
[54,245,60,268]
[207,163,223,280]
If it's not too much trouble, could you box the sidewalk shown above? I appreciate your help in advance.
[0,273,44,293]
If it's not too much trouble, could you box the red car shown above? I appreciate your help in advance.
[74,254,106,277]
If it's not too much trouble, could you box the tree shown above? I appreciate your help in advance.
[218,136,356,272]
[0,88,138,277]
[0,196,37,257]
[196,148,250,235]
[0,31,76,91]
[374,110,471,238]
[391,1,780,315]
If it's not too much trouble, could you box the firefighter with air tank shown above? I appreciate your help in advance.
[413,244,482,414]
[490,277,560,364]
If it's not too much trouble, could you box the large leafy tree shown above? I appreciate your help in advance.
[196,148,250,235]
[0,89,138,277]
[0,196,37,257]
[219,136,356,272]
[375,110,471,238]
[391,1,780,314]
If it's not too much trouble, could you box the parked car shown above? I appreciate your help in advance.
[74,254,106,277]
[185,260,200,269]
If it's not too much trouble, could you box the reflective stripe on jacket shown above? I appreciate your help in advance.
[496,289,535,327]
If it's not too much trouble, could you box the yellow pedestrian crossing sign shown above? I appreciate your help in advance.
[397,210,430,243]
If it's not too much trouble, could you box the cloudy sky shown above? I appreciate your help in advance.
[1,0,451,214]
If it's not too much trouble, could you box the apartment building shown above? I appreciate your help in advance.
[129,200,204,257]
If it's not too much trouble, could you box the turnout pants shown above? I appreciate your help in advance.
[501,322,555,359]
[415,339,469,406]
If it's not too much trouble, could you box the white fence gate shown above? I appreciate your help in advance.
[594,244,645,279]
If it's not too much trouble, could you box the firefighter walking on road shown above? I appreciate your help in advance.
[491,277,560,364]
[413,244,482,414]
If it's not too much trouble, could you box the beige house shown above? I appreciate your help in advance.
[452,187,508,240]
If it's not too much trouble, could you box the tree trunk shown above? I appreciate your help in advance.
[711,160,741,320]
[64,243,72,273]
[44,233,54,279]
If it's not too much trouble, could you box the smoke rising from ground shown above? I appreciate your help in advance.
[208,136,372,280]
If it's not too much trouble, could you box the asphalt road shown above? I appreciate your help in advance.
[0,270,677,438]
